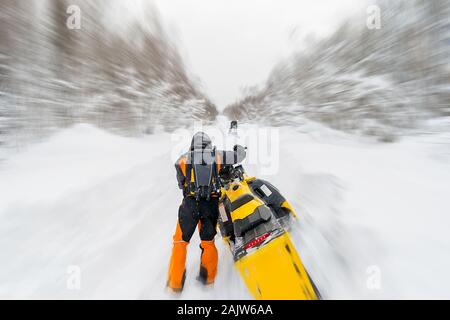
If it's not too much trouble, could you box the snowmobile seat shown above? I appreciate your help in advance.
[233,205,272,238]
[248,179,291,219]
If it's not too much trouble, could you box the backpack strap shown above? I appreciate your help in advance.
[185,152,193,196]
[213,149,222,193]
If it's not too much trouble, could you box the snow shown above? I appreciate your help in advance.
[0,122,449,299]
[274,127,450,299]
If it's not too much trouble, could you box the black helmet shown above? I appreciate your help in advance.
[190,132,212,151]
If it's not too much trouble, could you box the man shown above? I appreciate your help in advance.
[167,132,245,292]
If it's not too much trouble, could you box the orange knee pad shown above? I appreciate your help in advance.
[199,240,218,285]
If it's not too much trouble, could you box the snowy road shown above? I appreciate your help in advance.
[0,122,449,299]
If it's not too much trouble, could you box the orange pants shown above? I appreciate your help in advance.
[167,214,219,291]
[167,197,219,291]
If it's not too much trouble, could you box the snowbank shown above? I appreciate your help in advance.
[0,123,449,299]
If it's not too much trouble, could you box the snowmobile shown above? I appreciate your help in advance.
[218,161,321,300]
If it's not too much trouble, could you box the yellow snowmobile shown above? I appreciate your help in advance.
[218,164,321,300]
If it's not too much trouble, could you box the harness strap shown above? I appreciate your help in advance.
[185,160,193,195]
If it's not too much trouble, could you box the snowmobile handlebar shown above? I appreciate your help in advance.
[219,164,246,185]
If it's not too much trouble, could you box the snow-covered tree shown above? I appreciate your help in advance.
[225,0,450,140]
[0,0,217,147]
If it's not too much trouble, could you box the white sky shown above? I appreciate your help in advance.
[152,0,368,109]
